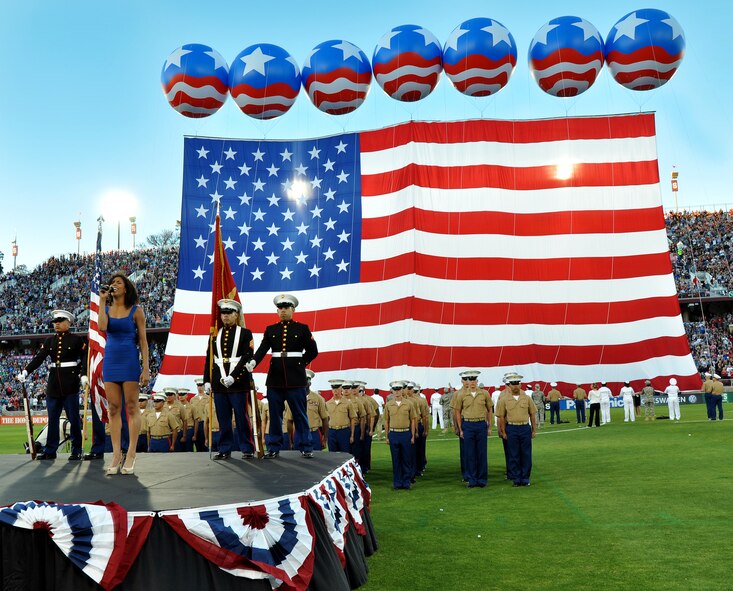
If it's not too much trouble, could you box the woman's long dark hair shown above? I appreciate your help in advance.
[107,272,139,308]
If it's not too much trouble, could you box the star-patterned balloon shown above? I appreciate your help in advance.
[605,9,685,91]
[372,24,443,102]
[161,43,229,118]
[229,44,301,120]
[528,16,605,97]
[302,40,372,115]
[443,17,517,97]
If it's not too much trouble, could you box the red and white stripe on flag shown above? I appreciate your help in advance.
[89,233,109,422]
[156,114,701,394]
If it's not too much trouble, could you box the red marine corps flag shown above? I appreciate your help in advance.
[210,211,241,336]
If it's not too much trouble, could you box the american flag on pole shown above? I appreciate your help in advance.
[88,225,108,422]
[156,114,701,393]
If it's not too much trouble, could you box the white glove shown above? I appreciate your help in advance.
[17,370,27,383]
[245,359,256,373]
[204,382,212,393]
[221,375,235,388]
[80,376,89,388]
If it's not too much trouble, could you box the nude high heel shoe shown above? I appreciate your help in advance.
[106,456,122,475]
[121,456,136,475]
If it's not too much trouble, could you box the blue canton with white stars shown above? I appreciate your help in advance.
[178,134,362,293]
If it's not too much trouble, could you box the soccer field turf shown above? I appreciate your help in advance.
[1,405,730,590]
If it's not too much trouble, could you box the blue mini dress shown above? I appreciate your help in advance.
[102,305,141,382]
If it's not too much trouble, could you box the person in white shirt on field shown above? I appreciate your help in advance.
[587,383,601,428]
[665,378,681,421]
[619,381,636,422]
[430,389,444,430]
[491,385,503,427]
[598,382,613,424]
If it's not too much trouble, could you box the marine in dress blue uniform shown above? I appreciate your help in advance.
[203,299,255,460]
[18,310,87,460]
[248,294,318,458]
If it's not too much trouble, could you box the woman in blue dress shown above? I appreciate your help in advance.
[98,272,149,475]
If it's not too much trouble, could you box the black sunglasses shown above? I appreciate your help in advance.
[276,303,293,309]
[391,386,403,391]
[508,380,521,385]
[462,377,477,381]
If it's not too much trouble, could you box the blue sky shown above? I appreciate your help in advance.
[1,0,730,269]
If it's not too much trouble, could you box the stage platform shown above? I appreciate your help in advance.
[0,452,377,590]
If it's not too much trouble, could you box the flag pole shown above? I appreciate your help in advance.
[21,382,36,460]
[208,336,214,460]
[208,206,221,461]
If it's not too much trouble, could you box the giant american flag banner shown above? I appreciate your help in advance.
[156,114,701,394]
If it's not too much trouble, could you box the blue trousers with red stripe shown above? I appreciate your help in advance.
[215,391,253,454]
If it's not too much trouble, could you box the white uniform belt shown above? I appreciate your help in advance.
[271,351,303,358]
[53,361,78,368]
[217,356,241,365]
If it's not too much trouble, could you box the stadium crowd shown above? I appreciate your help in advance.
[667,210,733,298]
[0,246,178,335]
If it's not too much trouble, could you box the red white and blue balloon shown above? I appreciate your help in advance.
[229,43,301,120]
[443,18,517,97]
[372,24,443,102]
[605,9,685,91]
[302,40,372,115]
[528,16,605,97]
[161,44,229,118]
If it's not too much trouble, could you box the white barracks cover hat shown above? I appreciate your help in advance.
[273,293,299,308]
[51,310,74,323]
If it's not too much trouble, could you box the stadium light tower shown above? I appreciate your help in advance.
[129,216,137,249]
[100,189,138,250]
[73,217,82,255]
[11,237,18,271]
[671,168,679,212]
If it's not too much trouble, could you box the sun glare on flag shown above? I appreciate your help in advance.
[287,179,310,205]
[555,160,575,181]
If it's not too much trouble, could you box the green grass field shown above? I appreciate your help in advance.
[2,405,730,590]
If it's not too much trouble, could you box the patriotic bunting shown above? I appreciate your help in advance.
[0,501,153,590]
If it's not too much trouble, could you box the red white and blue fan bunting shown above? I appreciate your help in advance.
[528,16,605,97]
[372,24,443,102]
[229,43,301,120]
[302,40,372,115]
[443,17,517,97]
[161,43,229,118]
[0,501,153,591]
[307,479,348,567]
[334,463,367,536]
[161,496,315,591]
[344,460,371,508]
[605,8,685,91]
